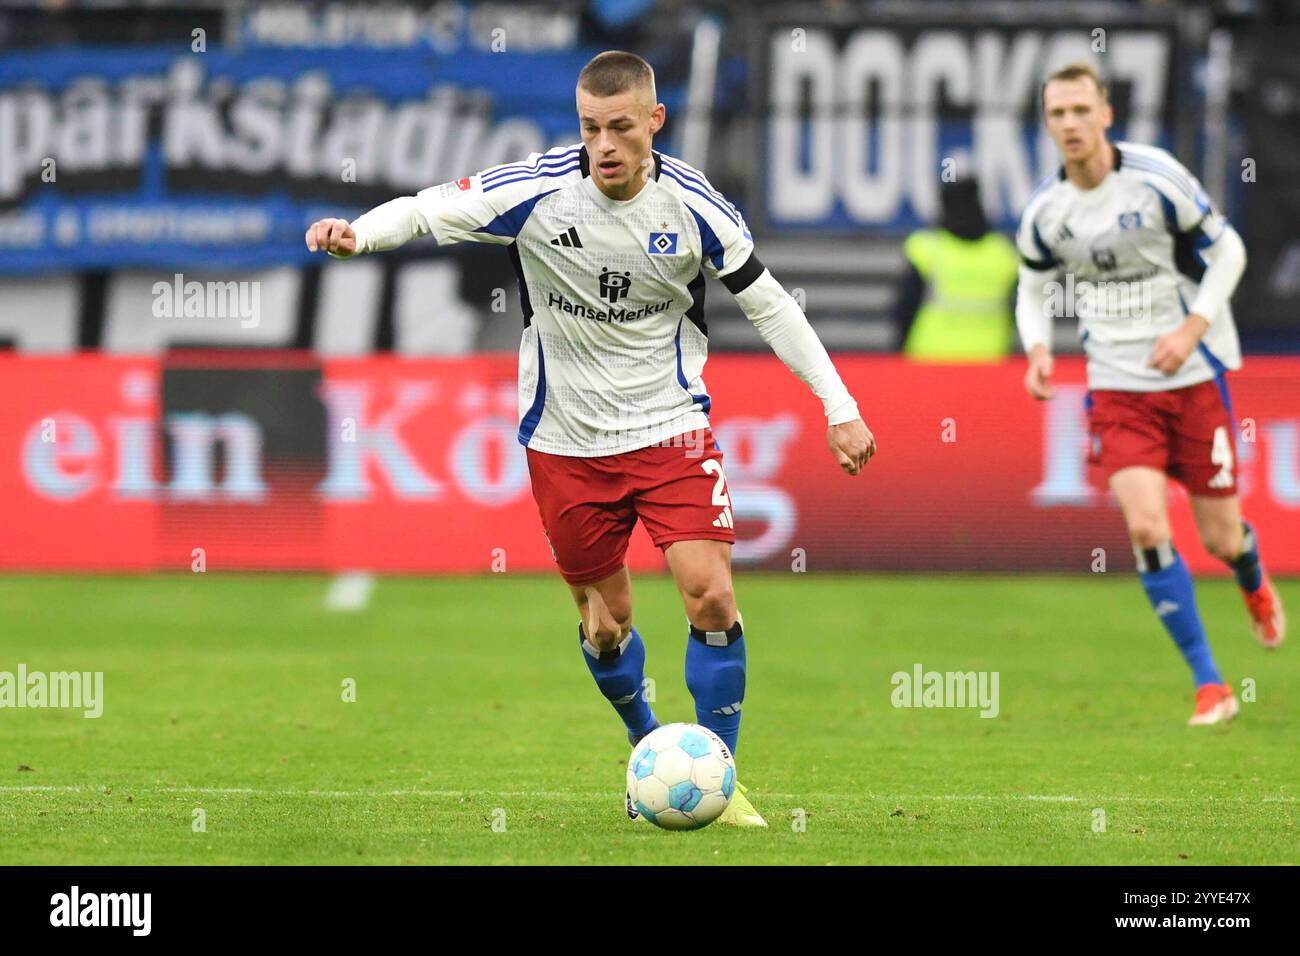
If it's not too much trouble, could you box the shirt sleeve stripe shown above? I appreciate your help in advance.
[663,168,740,228]
[481,147,580,183]
[1124,156,1207,211]
[1121,148,1199,194]
[482,163,580,193]
[659,155,741,217]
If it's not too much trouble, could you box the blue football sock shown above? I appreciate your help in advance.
[1136,542,1222,688]
[578,623,658,740]
[1226,522,1264,593]
[684,619,746,755]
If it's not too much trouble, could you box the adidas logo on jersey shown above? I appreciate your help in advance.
[550,226,582,248]
[712,506,734,529]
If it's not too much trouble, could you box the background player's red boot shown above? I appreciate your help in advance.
[1188,683,1239,726]
[1243,576,1286,648]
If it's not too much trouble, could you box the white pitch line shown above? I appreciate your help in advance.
[0,786,1294,803]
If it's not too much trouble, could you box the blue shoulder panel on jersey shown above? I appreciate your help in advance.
[688,206,725,271]
[1193,227,1217,261]
[1153,184,1216,278]
[1030,220,1055,266]
[475,189,559,240]
[1147,183,1179,232]
[517,335,547,446]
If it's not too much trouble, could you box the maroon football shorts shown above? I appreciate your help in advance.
[1087,379,1237,497]
[525,428,736,586]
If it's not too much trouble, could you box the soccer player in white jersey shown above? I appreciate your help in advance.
[305,51,876,822]
[1016,63,1284,727]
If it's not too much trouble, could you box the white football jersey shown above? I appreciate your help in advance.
[364,143,761,456]
[1015,141,1243,391]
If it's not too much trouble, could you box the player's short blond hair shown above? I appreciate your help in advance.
[577,51,657,109]
[1041,62,1109,110]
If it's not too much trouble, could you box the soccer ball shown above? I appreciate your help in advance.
[626,722,735,830]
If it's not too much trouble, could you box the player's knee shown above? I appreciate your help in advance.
[684,582,736,632]
[1126,515,1171,550]
[1200,525,1241,562]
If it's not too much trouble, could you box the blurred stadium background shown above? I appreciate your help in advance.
[1,0,1298,577]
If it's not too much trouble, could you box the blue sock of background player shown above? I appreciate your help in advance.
[684,619,746,755]
[1137,542,1222,687]
[578,623,658,744]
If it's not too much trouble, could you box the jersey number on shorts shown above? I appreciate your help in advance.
[1209,426,1234,490]
[702,459,734,529]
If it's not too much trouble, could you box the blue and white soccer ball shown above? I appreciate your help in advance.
[627,722,736,830]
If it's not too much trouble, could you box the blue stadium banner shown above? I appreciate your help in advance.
[0,42,681,273]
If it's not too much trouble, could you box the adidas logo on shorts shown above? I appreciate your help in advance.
[1208,469,1233,489]
[712,506,733,529]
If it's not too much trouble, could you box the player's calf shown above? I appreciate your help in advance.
[579,622,658,742]
[685,616,746,755]
[1192,507,1285,648]
[1217,521,1285,648]
[1134,541,1225,692]
[1198,521,1244,564]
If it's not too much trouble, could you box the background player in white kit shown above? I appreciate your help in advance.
[304,52,876,822]
[1016,63,1285,727]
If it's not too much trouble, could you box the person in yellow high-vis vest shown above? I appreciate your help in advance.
[896,179,1021,361]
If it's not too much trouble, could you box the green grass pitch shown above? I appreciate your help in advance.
[1,573,1296,865]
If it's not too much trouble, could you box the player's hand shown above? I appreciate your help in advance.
[827,419,876,476]
[305,218,357,257]
[1148,313,1209,376]
[1024,345,1055,400]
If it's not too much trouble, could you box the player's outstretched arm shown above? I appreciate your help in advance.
[304,163,543,259]
[727,261,876,476]
[304,193,445,259]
